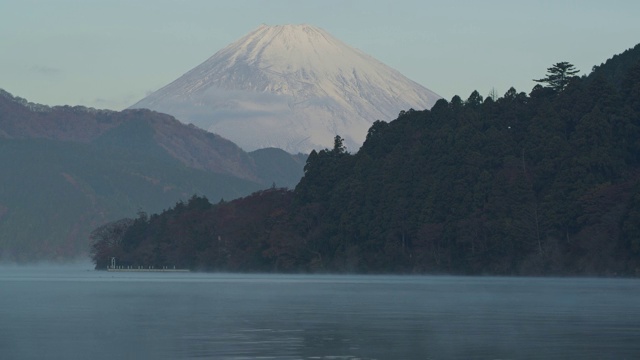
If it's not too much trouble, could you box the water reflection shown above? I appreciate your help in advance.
[0,267,639,359]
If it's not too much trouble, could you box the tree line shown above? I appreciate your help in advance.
[91,44,640,276]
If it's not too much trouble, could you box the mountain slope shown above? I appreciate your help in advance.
[0,90,304,261]
[130,24,441,153]
[0,137,262,261]
[0,90,304,185]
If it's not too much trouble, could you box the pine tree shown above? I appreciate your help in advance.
[534,62,579,92]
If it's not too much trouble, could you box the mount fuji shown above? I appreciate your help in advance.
[130,24,441,153]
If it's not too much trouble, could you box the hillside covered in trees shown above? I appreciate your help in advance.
[92,44,640,276]
[0,92,305,261]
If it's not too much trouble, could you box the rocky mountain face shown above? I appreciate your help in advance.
[0,90,305,261]
[130,24,441,153]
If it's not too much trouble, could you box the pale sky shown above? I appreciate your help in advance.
[1,0,639,111]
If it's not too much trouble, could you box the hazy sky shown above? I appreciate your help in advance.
[2,0,639,111]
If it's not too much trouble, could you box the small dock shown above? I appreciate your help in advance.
[107,267,190,272]
[105,257,190,272]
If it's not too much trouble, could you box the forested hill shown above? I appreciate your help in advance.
[0,92,305,261]
[92,44,640,276]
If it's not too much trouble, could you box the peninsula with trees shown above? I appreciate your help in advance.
[91,44,640,276]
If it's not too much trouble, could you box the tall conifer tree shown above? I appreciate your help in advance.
[534,62,579,91]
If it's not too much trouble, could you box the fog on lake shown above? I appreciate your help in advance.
[1,264,639,359]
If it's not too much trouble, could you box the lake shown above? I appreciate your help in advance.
[1,264,639,359]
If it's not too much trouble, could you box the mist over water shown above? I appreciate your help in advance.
[1,265,639,359]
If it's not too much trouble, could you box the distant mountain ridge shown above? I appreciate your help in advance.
[0,90,305,261]
[130,24,441,153]
[0,89,305,183]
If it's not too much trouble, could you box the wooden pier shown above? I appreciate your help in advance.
[105,257,190,272]
[106,267,190,272]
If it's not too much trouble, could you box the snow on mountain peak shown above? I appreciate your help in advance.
[130,24,441,153]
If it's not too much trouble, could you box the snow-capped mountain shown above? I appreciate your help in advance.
[130,24,441,153]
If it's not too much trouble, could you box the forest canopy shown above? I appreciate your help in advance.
[91,44,640,276]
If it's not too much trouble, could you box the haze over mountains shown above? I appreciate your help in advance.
[0,90,305,261]
[131,24,441,153]
[0,24,440,262]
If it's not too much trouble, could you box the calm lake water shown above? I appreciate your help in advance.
[1,265,639,359]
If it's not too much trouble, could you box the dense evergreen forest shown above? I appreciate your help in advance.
[92,44,640,276]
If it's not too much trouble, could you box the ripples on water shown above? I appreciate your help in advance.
[0,264,639,359]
